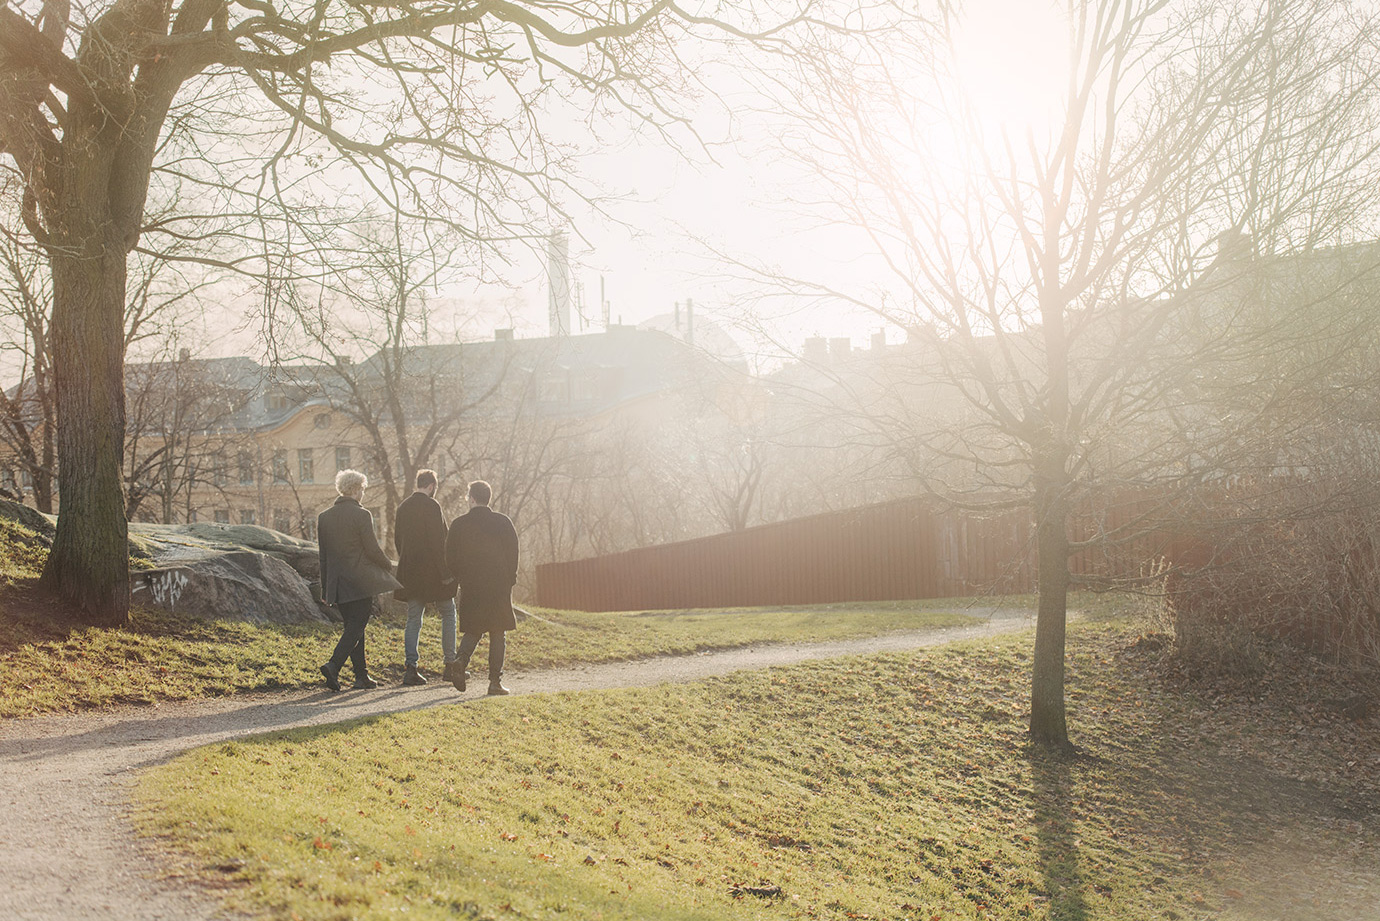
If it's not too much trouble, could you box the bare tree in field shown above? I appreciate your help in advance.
[760,0,1380,746]
[290,221,512,547]
[0,223,56,512]
[1,210,212,516]
[0,0,818,624]
[123,347,253,523]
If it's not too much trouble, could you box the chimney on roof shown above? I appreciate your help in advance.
[547,231,571,337]
[685,298,694,348]
[1214,228,1253,264]
[178,347,191,362]
[494,328,514,341]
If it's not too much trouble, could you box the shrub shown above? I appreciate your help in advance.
[1167,475,1380,676]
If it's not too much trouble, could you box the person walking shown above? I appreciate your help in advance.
[394,468,458,686]
[446,479,519,695]
[317,469,401,691]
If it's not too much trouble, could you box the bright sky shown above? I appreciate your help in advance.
[438,0,1071,360]
[192,1,1072,369]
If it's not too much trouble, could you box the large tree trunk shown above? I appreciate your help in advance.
[39,248,130,626]
[1029,454,1072,748]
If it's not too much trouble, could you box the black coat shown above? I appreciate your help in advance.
[393,491,454,603]
[446,505,519,633]
[317,496,401,604]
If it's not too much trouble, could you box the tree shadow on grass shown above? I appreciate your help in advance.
[1028,747,1089,921]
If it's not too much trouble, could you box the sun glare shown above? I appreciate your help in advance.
[950,0,1070,134]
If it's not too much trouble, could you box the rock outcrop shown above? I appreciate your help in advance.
[132,551,333,625]
[0,502,342,625]
[128,522,335,624]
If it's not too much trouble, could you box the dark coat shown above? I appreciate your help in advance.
[317,496,401,604]
[393,491,455,603]
[446,505,519,633]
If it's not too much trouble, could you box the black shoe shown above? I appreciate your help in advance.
[403,665,427,686]
[487,682,510,696]
[320,662,341,692]
[352,674,379,690]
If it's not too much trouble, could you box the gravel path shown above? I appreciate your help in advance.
[0,610,1032,921]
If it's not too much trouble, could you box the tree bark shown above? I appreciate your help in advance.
[1029,450,1071,748]
[39,247,130,626]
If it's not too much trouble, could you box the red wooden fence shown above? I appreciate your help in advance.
[535,492,1190,612]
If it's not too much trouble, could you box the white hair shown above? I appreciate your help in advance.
[335,469,367,498]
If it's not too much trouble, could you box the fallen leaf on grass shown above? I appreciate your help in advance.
[730,883,783,899]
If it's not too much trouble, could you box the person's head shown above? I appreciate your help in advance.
[415,468,437,495]
[335,469,367,500]
[467,479,492,507]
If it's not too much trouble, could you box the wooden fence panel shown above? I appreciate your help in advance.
[534,492,1181,612]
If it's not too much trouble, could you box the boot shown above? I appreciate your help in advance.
[452,665,467,692]
[442,661,455,683]
[403,665,427,686]
[352,673,379,690]
[487,682,510,696]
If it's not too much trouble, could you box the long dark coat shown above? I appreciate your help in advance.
[317,496,401,604]
[393,490,454,603]
[446,505,519,633]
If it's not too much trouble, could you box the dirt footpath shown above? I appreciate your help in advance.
[0,612,1031,921]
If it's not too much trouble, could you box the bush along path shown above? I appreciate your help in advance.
[0,612,1030,921]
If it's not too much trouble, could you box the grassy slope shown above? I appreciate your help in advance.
[135,615,1380,921]
[0,518,981,718]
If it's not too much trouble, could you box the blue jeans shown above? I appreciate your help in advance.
[404,597,457,667]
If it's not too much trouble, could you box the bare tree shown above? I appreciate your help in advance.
[289,220,515,546]
[755,0,1380,746]
[0,223,56,512]
[0,0,818,625]
[123,346,255,522]
[1,207,214,517]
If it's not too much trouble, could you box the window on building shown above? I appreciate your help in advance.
[314,413,332,429]
[1,469,17,495]
[572,369,608,403]
[238,451,254,485]
[213,451,228,487]
[538,370,569,403]
[187,509,198,524]
[266,391,289,411]
[302,518,317,540]
[335,446,351,473]
[214,509,230,524]
[240,509,256,525]
[272,449,289,484]
[273,508,291,533]
[20,468,32,488]
[298,448,314,484]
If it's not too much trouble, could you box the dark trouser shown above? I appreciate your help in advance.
[328,596,373,677]
[457,630,506,684]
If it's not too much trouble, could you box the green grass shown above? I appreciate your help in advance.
[0,581,983,718]
[0,516,48,585]
[134,617,1380,921]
